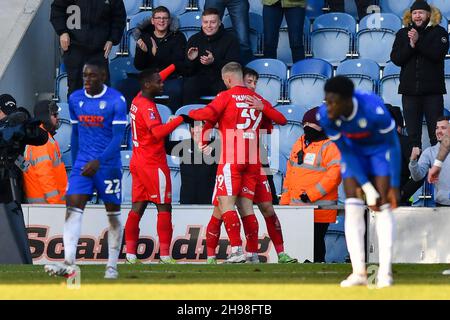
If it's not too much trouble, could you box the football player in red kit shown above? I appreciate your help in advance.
[124,65,194,264]
[204,67,298,264]
[189,62,287,263]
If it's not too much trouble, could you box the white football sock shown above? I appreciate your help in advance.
[344,198,366,275]
[376,204,395,276]
[107,212,123,269]
[63,207,83,265]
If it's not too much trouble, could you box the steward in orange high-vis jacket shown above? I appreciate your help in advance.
[23,100,67,204]
[280,107,341,262]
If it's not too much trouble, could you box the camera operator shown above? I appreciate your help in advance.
[0,94,48,204]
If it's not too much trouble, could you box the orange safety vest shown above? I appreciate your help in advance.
[280,135,341,223]
[23,128,67,204]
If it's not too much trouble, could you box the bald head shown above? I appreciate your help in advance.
[221,62,244,89]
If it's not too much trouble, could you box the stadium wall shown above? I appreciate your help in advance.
[0,0,56,110]
[22,204,315,264]
[369,207,450,263]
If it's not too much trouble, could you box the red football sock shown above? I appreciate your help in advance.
[264,214,284,254]
[157,211,173,256]
[206,215,222,257]
[125,210,141,255]
[242,214,259,253]
[222,210,242,247]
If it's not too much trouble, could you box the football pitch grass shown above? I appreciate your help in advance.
[0,264,449,300]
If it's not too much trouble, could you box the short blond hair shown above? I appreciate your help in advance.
[221,62,243,78]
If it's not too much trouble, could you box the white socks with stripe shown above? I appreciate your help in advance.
[107,212,123,269]
[376,204,395,277]
[63,207,83,265]
[344,198,366,275]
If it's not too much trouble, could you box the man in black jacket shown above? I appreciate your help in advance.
[182,8,240,105]
[50,0,126,97]
[390,1,449,155]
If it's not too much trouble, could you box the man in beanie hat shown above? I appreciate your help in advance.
[22,100,67,205]
[391,1,449,158]
[280,106,342,263]
[0,94,17,122]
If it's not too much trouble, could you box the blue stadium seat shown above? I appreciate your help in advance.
[311,13,356,64]
[356,13,402,65]
[336,58,380,93]
[172,104,205,140]
[306,0,325,19]
[167,154,180,168]
[122,168,133,204]
[178,11,202,39]
[223,12,264,56]
[109,57,139,88]
[157,103,173,123]
[276,17,311,65]
[379,0,413,17]
[325,215,349,263]
[429,0,450,20]
[170,167,181,204]
[440,14,449,31]
[287,58,333,108]
[121,150,132,168]
[379,61,402,108]
[152,0,188,16]
[128,11,152,30]
[276,104,309,124]
[57,102,70,120]
[61,150,72,169]
[123,124,132,150]
[124,0,142,17]
[54,119,72,154]
[55,73,68,102]
[246,58,288,106]
[271,123,303,174]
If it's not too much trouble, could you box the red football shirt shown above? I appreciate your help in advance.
[130,92,183,167]
[189,85,280,165]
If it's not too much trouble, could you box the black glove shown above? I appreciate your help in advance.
[180,114,195,125]
[300,192,310,203]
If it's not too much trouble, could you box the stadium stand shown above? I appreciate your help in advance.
[276,17,311,65]
[54,73,68,102]
[246,58,288,106]
[172,104,205,140]
[124,0,143,17]
[311,12,356,65]
[306,0,326,19]
[56,102,70,120]
[152,0,188,16]
[157,103,173,124]
[429,0,450,20]
[444,59,450,111]
[54,118,72,155]
[379,61,402,108]
[223,12,264,57]
[336,58,380,93]
[109,57,139,89]
[272,121,304,175]
[379,0,413,17]
[287,58,333,108]
[178,11,202,40]
[325,215,349,263]
[271,169,284,196]
[356,13,402,65]
[276,104,309,123]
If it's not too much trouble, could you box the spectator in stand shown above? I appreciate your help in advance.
[204,0,254,64]
[182,8,240,105]
[390,1,448,157]
[262,0,306,63]
[165,121,219,204]
[409,116,450,206]
[50,0,126,96]
[385,104,423,205]
[327,0,375,20]
[117,6,187,113]
[23,101,67,204]
[280,107,341,262]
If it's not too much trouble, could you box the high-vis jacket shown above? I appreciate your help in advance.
[280,136,341,223]
[23,128,67,204]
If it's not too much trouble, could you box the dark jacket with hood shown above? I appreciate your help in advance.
[390,5,449,95]
[185,24,240,80]
[50,0,126,51]
[133,24,187,79]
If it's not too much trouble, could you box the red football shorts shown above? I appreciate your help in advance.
[253,173,273,204]
[130,163,172,204]
[211,163,260,205]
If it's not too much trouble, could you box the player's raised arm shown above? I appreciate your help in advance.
[188,92,228,123]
